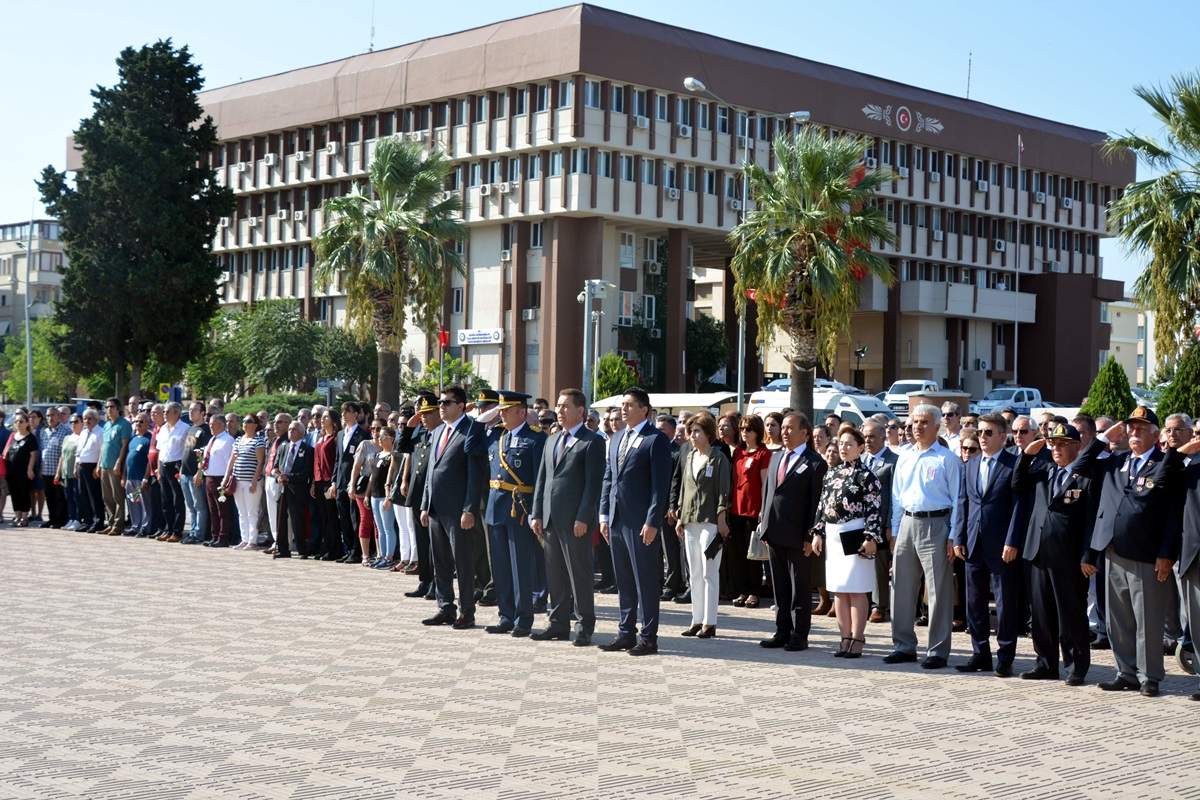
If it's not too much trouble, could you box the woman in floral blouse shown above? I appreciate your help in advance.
[811,424,884,658]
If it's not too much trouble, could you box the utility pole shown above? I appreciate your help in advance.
[22,216,34,407]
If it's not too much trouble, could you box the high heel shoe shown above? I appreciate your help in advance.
[833,637,851,657]
[843,638,866,659]
[697,625,717,639]
[681,623,702,637]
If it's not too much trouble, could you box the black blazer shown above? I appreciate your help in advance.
[757,446,826,549]
[954,448,1020,563]
[421,415,488,518]
[393,424,432,508]
[531,425,605,531]
[599,423,673,532]
[1091,447,1184,564]
[1013,450,1101,568]
[334,425,368,491]
[1180,458,1200,576]
[281,439,313,487]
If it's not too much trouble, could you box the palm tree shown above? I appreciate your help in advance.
[314,136,466,405]
[1104,72,1200,371]
[729,126,897,420]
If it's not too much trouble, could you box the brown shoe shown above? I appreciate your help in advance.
[157,532,172,541]
[869,609,887,623]
[106,527,122,536]
[812,600,832,616]
[166,534,182,543]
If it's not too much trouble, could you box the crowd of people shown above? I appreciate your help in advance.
[7,388,1199,699]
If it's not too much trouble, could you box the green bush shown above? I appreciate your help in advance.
[594,352,638,402]
[1080,356,1135,420]
[1156,340,1200,419]
[225,392,323,417]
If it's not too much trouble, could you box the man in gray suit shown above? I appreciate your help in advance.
[530,388,606,646]
[420,385,489,630]
[862,420,898,623]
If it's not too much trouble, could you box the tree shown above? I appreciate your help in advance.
[0,319,80,401]
[594,352,638,402]
[686,315,729,390]
[398,356,490,399]
[183,313,242,398]
[1103,73,1197,373]
[1080,356,1136,420]
[729,127,896,421]
[313,137,466,408]
[316,326,378,390]
[228,300,321,392]
[1155,339,1200,418]
[38,40,233,396]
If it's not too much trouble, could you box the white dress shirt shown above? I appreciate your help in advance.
[76,424,102,462]
[598,418,651,525]
[155,419,190,463]
[204,431,236,477]
[890,441,963,534]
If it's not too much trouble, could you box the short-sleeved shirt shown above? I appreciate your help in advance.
[125,434,152,482]
[232,433,266,481]
[99,417,133,470]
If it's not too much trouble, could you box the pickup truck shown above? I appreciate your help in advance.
[973,386,1043,416]
[882,379,940,417]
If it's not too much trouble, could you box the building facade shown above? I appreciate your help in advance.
[128,4,1133,401]
[0,219,66,337]
[1106,298,1155,388]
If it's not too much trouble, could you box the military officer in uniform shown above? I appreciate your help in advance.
[396,391,438,599]
[471,389,501,606]
[483,391,547,637]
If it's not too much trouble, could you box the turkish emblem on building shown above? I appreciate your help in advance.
[861,103,944,135]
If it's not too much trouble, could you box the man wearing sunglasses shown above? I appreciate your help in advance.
[941,402,964,455]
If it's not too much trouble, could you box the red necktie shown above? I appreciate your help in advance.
[438,423,452,458]
[776,451,793,485]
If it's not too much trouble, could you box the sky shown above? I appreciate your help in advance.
[3,0,1198,290]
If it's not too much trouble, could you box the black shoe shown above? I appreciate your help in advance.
[424,589,436,600]
[422,610,456,626]
[759,637,788,649]
[921,656,947,670]
[336,554,353,564]
[485,623,515,634]
[1164,641,1178,657]
[697,626,717,639]
[783,639,808,652]
[530,628,571,641]
[681,624,702,637]
[531,598,548,614]
[1021,667,1060,680]
[404,583,431,598]
[1065,673,1086,686]
[1098,676,1139,692]
[1191,692,1200,701]
[660,589,675,601]
[672,592,691,604]
[1090,638,1111,650]
[478,593,498,607]
[273,552,291,559]
[597,584,617,594]
[994,663,1014,678]
[599,636,636,652]
[209,540,229,548]
[628,640,658,656]
[955,655,994,673]
[511,628,531,638]
[1140,681,1160,697]
[452,615,475,630]
[882,651,918,664]
[122,528,138,537]
[572,633,593,647]
[319,553,338,561]
[916,614,929,627]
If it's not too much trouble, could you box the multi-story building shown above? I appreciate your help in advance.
[1106,298,1155,388]
[0,219,66,337]
[103,4,1133,401]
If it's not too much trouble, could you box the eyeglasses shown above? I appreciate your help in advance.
[944,412,959,418]
[961,446,980,454]
[242,419,256,425]
[438,399,459,406]
[978,429,1000,437]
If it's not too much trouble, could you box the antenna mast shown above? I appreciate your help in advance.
[966,51,972,99]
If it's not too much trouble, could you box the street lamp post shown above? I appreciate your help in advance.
[22,217,34,407]
[578,279,614,403]
[683,77,808,413]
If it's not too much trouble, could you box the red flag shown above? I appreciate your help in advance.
[437,329,449,348]
[744,288,758,301]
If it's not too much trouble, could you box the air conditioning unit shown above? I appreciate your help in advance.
[248,216,262,228]
[498,182,511,194]
[500,249,512,262]
[633,115,650,129]
[235,162,248,173]
[728,198,744,211]
[478,183,493,196]
[929,171,941,183]
[676,124,692,138]
[666,187,680,200]
[1061,197,1074,209]
[1044,259,1060,272]
[865,157,878,169]
[649,328,663,340]
[295,151,309,162]
[521,308,539,322]
[932,230,945,242]
[976,358,990,371]
[1034,191,1047,204]
[509,180,520,192]
[408,131,428,143]
[275,209,290,221]
[898,166,910,179]
[219,217,230,228]
[975,179,990,192]
[992,239,1006,252]
[263,153,278,167]
[737,135,755,150]
[293,210,306,222]
[646,261,662,275]
[325,141,340,156]
[436,190,454,202]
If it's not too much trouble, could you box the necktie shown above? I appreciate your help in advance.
[979,456,991,495]
[1053,467,1067,496]
[202,437,215,472]
[438,423,452,459]
[283,442,296,473]
[1129,455,1143,488]
[556,430,569,463]
[776,451,793,485]
[618,428,634,469]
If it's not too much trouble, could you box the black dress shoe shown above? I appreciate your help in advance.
[1140,681,1160,697]
[478,593,498,608]
[404,584,431,598]
[759,636,788,649]
[572,633,593,647]
[422,610,456,626]
[474,589,485,602]
[628,640,658,656]
[882,651,918,664]
[1098,676,1139,691]
[915,614,929,627]
[1090,638,1111,650]
[424,589,436,600]
[680,624,702,637]
[210,540,230,548]
[599,636,636,652]
[530,628,571,641]
[660,589,675,601]
[485,623,515,634]
[511,628,531,638]
[921,656,947,670]
[1021,667,1060,680]
[531,598,548,614]
[1065,673,1086,686]
[994,663,1014,678]
[672,592,691,604]
[1191,692,1200,701]
[697,626,717,639]
[273,552,291,559]
[955,655,994,673]
[202,540,214,547]
[319,553,338,561]
[783,639,808,652]
[452,616,475,630]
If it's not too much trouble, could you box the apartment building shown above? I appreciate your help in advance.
[1106,299,1155,388]
[135,4,1133,401]
[0,220,66,337]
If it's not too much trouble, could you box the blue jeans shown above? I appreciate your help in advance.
[370,497,396,561]
[64,477,78,522]
[180,472,207,540]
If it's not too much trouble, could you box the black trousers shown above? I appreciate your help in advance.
[662,520,688,595]
[769,542,813,644]
[280,482,312,556]
[405,502,432,583]
[159,461,185,535]
[75,462,102,526]
[44,480,67,527]
[727,515,759,596]
[474,522,493,595]
[429,513,478,618]
[1030,558,1091,677]
[965,556,1021,664]
[336,487,360,558]
[545,522,597,635]
[313,481,340,557]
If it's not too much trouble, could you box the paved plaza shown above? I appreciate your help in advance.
[0,528,1197,799]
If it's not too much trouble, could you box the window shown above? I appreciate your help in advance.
[549,151,563,176]
[991,163,1000,185]
[757,116,769,140]
[974,160,985,181]
[901,203,911,225]
[1005,165,1015,189]
[676,97,692,126]
[1035,226,1043,247]
[683,165,695,192]
[699,103,711,130]
[914,147,924,171]
[469,163,481,187]
[736,111,748,137]
[632,89,648,118]
[642,159,656,185]
[489,159,503,183]
[664,165,677,190]
[725,174,737,198]
[882,141,892,165]
[570,148,589,174]
[597,151,612,178]
[514,88,527,115]
[527,156,541,180]
[452,287,464,314]
[1049,175,1059,196]
[508,158,521,183]
[618,291,636,326]
[536,84,550,112]
[619,232,635,267]
[502,223,514,250]
[1008,221,1017,243]
[945,153,956,178]
[885,200,895,223]
[620,154,635,181]
[584,80,602,109]
[642,293,657,322]
[493,92,506,119]
[896,145,908,169]
[916,206,926,228]
[1020,169,1028,191]
[611,84,625,114]
[1099,302,1110,323]
[1074,232,1083,253]
[527,281,542,308]
[1050,229,1059,249]
[717,107,729,134]
[476,95,488,120]
[530,222,544,249]
[704,169,716,195]
[1087,235,1095,255]
[557,80,574,108]
[642,237,658,263]
[433,103,448,128]
[655,94,668,121]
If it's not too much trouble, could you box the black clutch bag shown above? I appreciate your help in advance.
[704,534,724,560]
[839,529,866,556]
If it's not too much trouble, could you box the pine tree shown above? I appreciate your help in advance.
[1080,356,1136,419]
[594,352,638,402]
[1156,339,1200,419]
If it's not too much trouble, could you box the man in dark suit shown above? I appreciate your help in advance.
[334,402,368,563]
[1012,421,1101,685]
[1175,436,1200,701]
[661,414,690,604]
[396,392,438,599]
[531,388,606,646]
[420,385,488,630]
[1087,408,1184,697]
[758,412,826,652]
[862,420,898,623]
[483,391,546,638]
[953,413,1022,676]
[274,421,313,559]
[598,387,673,656]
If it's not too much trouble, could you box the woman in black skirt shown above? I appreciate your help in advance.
[5,412,40,527]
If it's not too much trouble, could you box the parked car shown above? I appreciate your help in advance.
[818,393,897,426]
[748,378,865,415]
[973,385,1044,416]
[882,379,940,417]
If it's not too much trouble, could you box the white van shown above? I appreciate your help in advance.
[882,379,940,417]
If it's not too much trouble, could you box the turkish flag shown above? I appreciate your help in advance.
[438,329,449,347]
[744,289,758,301]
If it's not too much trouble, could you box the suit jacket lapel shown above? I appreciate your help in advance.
[435,419,458,465]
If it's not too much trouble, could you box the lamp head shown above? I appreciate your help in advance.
[683,76,707,94]
[789,110,811,123]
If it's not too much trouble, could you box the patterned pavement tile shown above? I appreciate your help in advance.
[0,528,1196,799]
